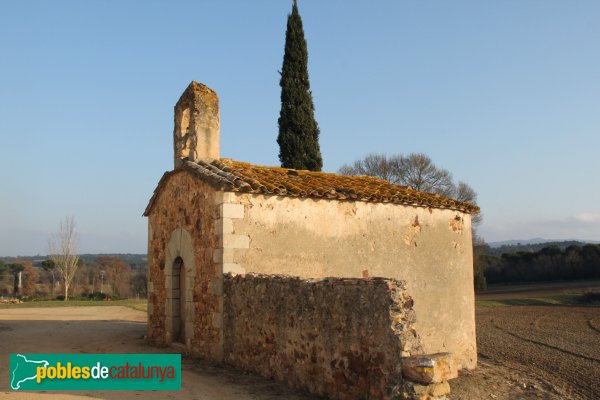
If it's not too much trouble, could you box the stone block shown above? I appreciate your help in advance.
[221,192,236,204]
[223,263,246,275]
[220,203,244,219]
[215,191,236,205]
[222,218,234,234]
[213,248,222,263]
[215,218,234,235]
[212,277,223,295]
[223,234,250,249]
[185,324,194,344]
[429,381,451,397]
[212,312,222,329]
[223,249,234,263]
[402,353,457,384]
[402,380,450,400]
[210,343,224,363]
[213,248,235,263]
[217,294,223,313]
[213,192,224,204]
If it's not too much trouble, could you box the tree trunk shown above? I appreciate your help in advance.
[64,280,69,301]
[13,273,19,297]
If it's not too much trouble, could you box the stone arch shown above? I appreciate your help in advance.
[165,227,196,348]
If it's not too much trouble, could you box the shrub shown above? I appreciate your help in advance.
[580,291,600,305]
[21,295,45,302]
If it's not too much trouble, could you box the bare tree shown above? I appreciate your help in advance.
[130,270,148,298]
[97,256,131,298]
[48,216,80,301]
[454,181,482,226]
[395,153,455,196]
[19,261,38,297]
[338,153,402,184]
[41,259,57,297]
[339,152,482,227]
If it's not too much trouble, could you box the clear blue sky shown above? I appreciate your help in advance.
[1,1,599,256]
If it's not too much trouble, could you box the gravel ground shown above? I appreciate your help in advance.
[466,305,600,400]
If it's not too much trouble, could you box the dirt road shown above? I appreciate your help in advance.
[0,306,317,400]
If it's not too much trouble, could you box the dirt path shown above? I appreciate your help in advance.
[0,306,318,400]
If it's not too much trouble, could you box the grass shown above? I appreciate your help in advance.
[3,292,596,312]
[0,299,147,312]
[476,293,595,308]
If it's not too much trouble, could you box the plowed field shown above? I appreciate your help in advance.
[474,306,600,400]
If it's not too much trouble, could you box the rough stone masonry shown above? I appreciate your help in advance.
[223,275,421,399]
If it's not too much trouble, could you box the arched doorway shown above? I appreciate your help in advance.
[171,257,186,343]
[164,227,196,347]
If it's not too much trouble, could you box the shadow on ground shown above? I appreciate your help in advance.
[0,306,319,400]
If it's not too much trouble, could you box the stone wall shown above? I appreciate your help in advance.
[147,171,223,361]
[222,274,421,400]
[230,193,477,370]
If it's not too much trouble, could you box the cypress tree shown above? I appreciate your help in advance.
[277,0,323,171]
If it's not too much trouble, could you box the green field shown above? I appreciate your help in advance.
[1,291,597,312]
[476,292,600,307]
[0,299,147,312]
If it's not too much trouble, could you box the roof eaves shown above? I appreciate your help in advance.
[143,159,481,216]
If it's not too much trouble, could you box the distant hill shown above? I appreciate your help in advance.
[0,254,147,270]
[488,238,553,248]
[487,238,600,248]
[487,240,599,257]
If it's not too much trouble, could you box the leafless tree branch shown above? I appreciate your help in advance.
[48,216,80,301]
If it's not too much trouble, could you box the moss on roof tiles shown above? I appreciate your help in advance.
[143,158,480,216]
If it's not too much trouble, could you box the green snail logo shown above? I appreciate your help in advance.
[10,354,49,390]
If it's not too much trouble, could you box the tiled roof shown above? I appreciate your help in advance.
[144,159,480,216]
